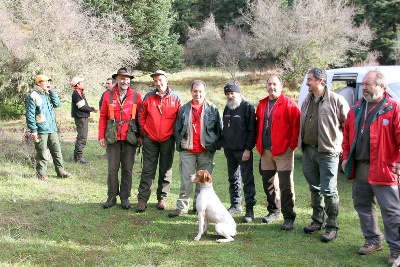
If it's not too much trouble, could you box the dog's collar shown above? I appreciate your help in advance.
[200,183,213,188]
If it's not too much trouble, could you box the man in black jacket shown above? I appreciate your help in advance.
[222,82,257,223]
[71,76,98,164]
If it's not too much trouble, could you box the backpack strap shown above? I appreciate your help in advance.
[132,91,137,119]
[108,90,114,119]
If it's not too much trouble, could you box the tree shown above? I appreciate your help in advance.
[185,14,223,66]
[353,0,400,65]
[243,0,372,85]
[0,0,137,117]
[84,0,184,72]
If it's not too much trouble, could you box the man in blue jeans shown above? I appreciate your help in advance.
[298,68,349,242]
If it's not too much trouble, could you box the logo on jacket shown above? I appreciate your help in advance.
[383,119,389,126]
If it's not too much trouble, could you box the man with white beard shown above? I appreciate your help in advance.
[222,82,257,223]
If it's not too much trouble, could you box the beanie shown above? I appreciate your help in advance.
[224,82,240,94]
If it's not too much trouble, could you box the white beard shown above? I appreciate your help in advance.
[227,96,242,110]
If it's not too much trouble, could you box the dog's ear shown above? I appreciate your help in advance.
[204,170,212,183]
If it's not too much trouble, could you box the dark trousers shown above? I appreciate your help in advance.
[106,141,136,200]
[137,136,175,202]
[73,117,88,159]
[224,148,257,209]
[261,170,296,220]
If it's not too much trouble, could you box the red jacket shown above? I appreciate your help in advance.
[139,88,181,142]
[255,93,300,156]
[98,87,142,141]
[342,92,400,185]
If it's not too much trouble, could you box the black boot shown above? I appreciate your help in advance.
[103,197,116,208]
[243,207,254,223]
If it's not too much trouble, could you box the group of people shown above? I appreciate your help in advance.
[25,67,400,266]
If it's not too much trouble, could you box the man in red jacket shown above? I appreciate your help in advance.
[255,75,300,231]
[342,70,400,266]
[136,70,182,212]
[98,67,142,210]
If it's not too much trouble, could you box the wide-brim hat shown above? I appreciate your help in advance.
[112,67,134,79]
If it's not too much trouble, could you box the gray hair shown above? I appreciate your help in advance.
[191,80,206,91]
[308,68,327,86]
[367,70,387,88]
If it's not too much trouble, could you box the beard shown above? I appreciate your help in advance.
[226,96,242,110]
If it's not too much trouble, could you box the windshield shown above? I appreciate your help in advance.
[388,82,400,99]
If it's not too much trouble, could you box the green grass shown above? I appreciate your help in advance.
[0,69,390,266]
[0,128,391,267]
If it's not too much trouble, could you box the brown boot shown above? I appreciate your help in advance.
[157,199,166,210]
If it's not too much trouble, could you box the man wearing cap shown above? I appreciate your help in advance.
[25,75,71,181]
[222,82,257,223]
[168,80,222,217]
[136,70,182,213]
[298,68,349,241]
[98,67,142,209]
[256,75,300,230]
[70,77,98,164]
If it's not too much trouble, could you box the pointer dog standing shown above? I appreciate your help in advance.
[191,170,237,243]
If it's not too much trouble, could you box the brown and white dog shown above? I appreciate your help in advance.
[191,170,237,243]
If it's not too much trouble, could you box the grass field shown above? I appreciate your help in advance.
[0,69,392,266]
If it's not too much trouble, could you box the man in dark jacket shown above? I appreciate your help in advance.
[168,80,222,217]
[71,77,98,164]
[222,82,257,223]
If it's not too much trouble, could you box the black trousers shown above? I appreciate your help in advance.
[224,148,257,209]
[73,117,88,159]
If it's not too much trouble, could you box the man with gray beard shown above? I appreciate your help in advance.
[222,82,257,223]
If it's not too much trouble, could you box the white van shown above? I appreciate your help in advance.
[297,66,400,107]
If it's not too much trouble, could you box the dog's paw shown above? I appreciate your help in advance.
[194,235,201,241]
[216,237,234,243]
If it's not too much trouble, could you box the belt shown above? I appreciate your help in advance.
[306,144,318,148]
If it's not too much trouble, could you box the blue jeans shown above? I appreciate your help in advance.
[302,145,340,228]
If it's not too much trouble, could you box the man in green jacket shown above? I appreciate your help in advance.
[25,75,71,181]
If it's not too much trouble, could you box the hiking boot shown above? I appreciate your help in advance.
[36,174,49,181]
[121,199,131,210]
[281,219,294,231]
[357,242,383,255]
[242,209,254,223]
[388,252,400,266]
[156,199,166,210]
[228,205,243,214]
[262,212,281,223]
[103,197,116,209]
[75,157,90,164]
[320,227,338,242]
[136,200,147,213]
[304,221,325,234]
[168,209,188,218]
[57,172,71,178]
